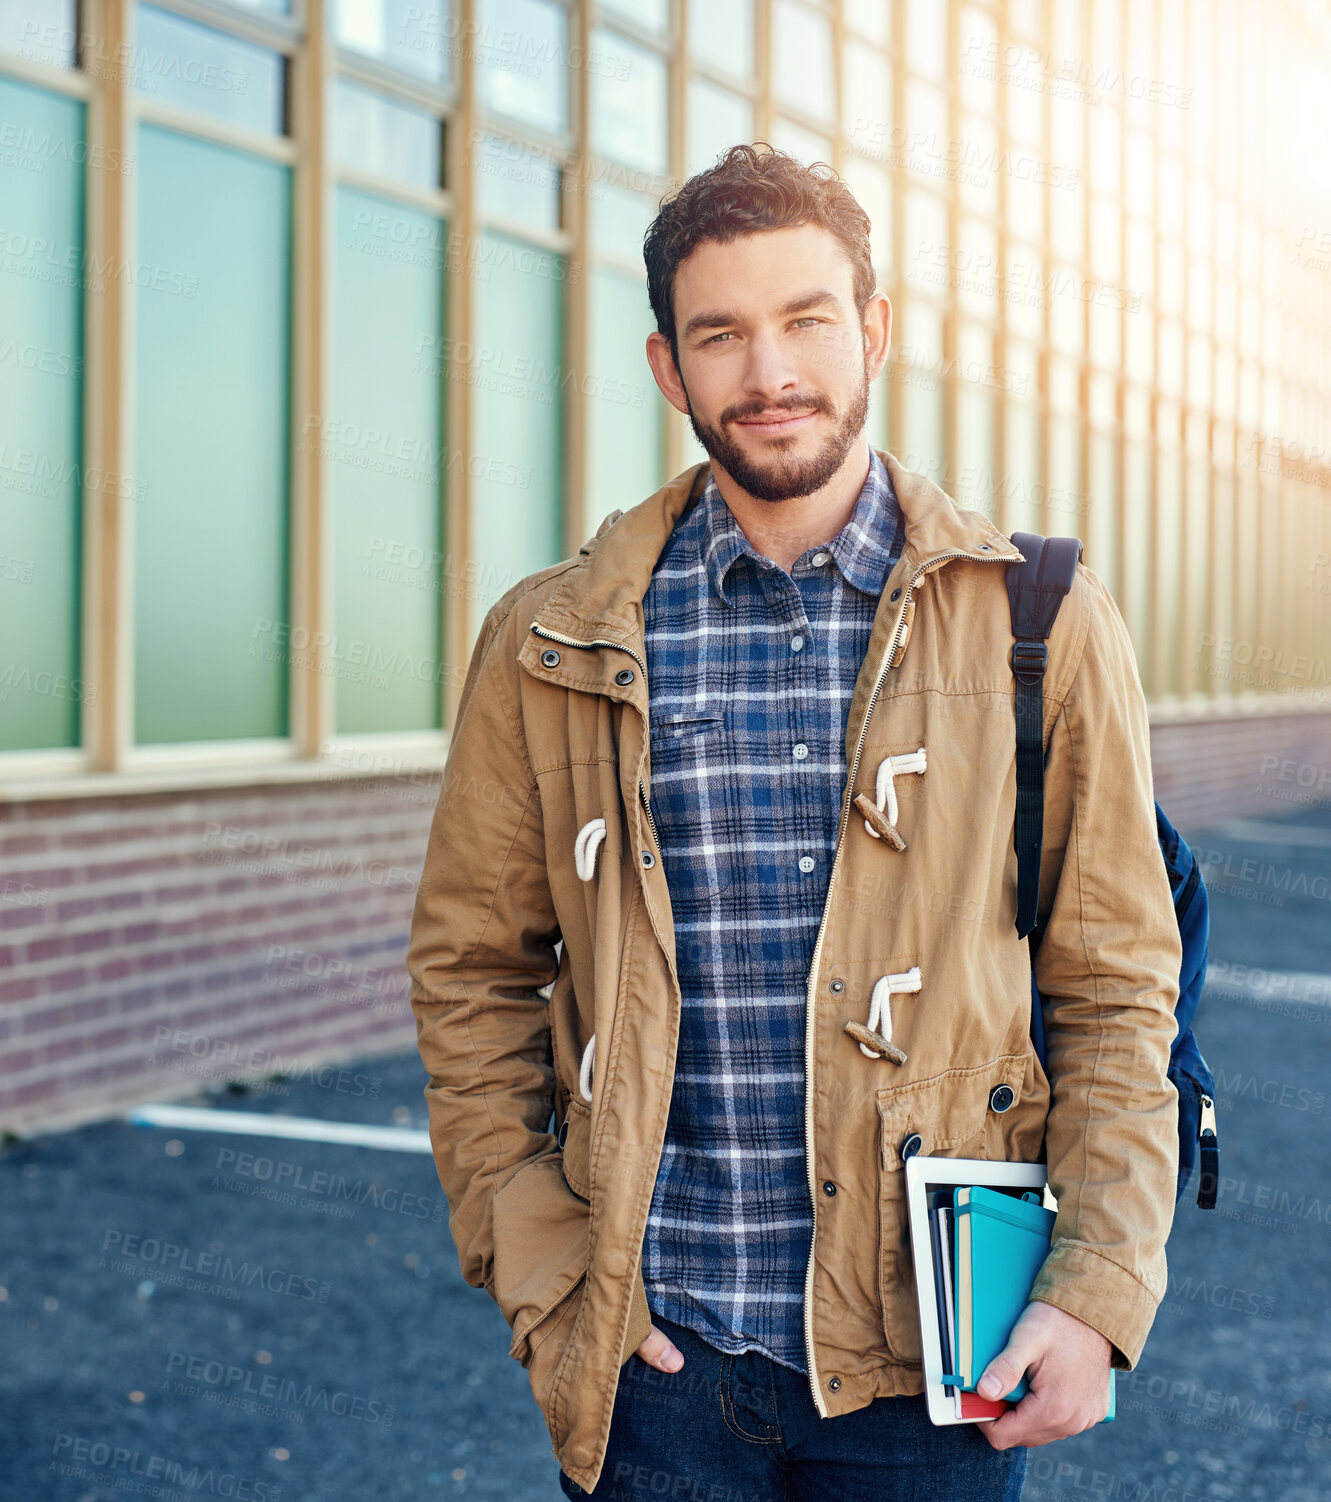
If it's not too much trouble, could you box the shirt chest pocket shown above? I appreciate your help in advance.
[648,710,726,780]
[647,710,730,904]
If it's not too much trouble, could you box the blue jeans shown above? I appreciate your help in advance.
[559,1314,1026,1501]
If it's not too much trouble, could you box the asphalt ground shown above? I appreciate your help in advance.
[2,799,1328,1502]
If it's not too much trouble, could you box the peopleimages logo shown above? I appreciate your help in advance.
[100,1230,332,1303]
[50,1434,279,1499]
[213,1147,444,1223]
[165,1351,396,1426]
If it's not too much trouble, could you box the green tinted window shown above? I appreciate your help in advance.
[475,132,561,231]
[478,0,567,133]
[470,230,564,638]
[333,0,445,81]
[587,266,660,535]
[591,26,667,176]
[687,78,753,180]
[134,5,286,135]
[2,0,77,65]
[331,79,442,193]
[134,125,291,744]
[0,77,84,751]
[332,187,444,734]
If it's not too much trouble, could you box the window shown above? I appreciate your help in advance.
[133,125,292,744]
[332,188,445,733]
[134,5,286,135]
[469,229,565,638]
[0,77,84,750]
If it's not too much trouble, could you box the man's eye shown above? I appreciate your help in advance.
[707,319,821,344]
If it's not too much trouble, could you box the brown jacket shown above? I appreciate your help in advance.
[407,449,1181,1492]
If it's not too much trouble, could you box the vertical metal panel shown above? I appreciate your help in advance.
[290,0,330,756]
[83,0,135,770]
[443,0,477,731]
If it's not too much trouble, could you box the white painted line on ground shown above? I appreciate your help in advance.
[1209,819,1331,848]
[1206,964,1331,1010]
[127,1104,433,1153]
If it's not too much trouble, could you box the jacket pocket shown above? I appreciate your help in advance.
[559,1092,593,1203]
[875,1051,1041,1365]
[491,1156,591,1370]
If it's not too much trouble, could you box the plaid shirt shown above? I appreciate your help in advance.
[639,447,904,1372]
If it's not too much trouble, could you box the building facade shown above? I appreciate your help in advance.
[2,0,1329,1131]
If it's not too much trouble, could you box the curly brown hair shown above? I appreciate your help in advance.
[644,141,877,372]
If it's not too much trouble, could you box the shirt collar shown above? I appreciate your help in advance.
[699,446,900,608]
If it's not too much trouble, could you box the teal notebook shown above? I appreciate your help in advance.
[950,1185,1116,1420]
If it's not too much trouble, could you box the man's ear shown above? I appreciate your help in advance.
[645,330,691,418]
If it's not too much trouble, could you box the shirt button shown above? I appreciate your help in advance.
[793,743,808,760]
[812,552,829,567]
[791,634,805,653]
[798,855,815,873]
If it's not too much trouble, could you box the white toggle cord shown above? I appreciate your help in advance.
[574,818,607,880]
[572,818,605,1100]
[863,748,927,838]
[572,818,605,1099]
[856,967,922,1059]
[578,1033,596,1102]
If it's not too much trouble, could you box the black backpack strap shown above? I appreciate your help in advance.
[1006,531,1083,939]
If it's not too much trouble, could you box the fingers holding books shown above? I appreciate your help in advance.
[978,1301,1113,1450]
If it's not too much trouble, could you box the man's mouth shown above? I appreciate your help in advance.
[734,409,818,435]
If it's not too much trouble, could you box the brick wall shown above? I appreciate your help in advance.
[0,776,440,1137]
[1150,709,1331,834]
[2,707,1328,1137]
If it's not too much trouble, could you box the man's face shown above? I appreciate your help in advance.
[663,224,874,503]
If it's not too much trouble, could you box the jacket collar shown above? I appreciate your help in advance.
[528,448,1023,648]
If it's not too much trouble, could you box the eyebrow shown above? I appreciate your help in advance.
[680,288,844,342]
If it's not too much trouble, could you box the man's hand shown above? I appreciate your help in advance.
[635,1323,685,1373]
[977,1301,1114,1450]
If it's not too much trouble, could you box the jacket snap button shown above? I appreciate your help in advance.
[540,649,561,667]
[641,851,655,868]
[829,979,844,994]
[557,1119,569,1148]
[822,1180,837,1196]
[989,1084,1015,1113]
[900,1132,923,1160]
[615,668,634,685]
[890,587,902,602]
[828,1376,841,1391]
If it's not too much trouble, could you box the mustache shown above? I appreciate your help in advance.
[727,398,829,423]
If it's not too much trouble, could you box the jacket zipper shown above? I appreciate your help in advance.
[799,545,1012,1417]
[528,622,659,847]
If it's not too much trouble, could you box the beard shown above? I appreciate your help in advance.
[681,355,871,503]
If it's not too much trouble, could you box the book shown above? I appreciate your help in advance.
[946,1186,1116,1423]
[905,1154,1115,1426]
[952,1185,1056,1400]
[929,1201,955,1396]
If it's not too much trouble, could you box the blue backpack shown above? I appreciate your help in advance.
[1006,532,1218,1211]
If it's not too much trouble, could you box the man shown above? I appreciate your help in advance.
[408,144,1181,1500]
